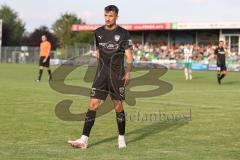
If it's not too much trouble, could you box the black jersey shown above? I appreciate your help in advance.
[95,25,132,79]
[215,47,226,65]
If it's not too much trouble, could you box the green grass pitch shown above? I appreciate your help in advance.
[0,64,240,160]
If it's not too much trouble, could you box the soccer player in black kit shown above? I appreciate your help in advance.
[215,40,228,84]
[68,5,133,149]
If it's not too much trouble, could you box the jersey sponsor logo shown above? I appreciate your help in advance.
[218,50,225,55]
[99,42,119,50]
[114,35,120,42]
[98,35,103,39]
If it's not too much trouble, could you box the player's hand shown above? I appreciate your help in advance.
[122,72,130,86]
[43,58,47,63]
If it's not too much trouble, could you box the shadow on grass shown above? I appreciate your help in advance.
[89,121,188,148]
[223,81,239,85]
[189,76,201,80]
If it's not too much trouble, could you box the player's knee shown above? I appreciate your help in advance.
[114,101,123,112]
[221,71,227,75]
[88,99,100,111]
[115,106,123,112]
[89,104,99,111]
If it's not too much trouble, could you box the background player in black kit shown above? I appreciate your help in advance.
[68,5,133,149]
[215,40,228,84]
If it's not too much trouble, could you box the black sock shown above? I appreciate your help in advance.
[116,111,126,135]
[220,74,225,80]
[38,69,43,80]
[48,69,52,80]
[82,109,96,137]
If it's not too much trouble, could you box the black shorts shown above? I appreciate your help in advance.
[217,63,227,71]
[90,74,125,101]
[39,56,50,67]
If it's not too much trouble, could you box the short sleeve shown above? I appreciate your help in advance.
[48,42,51,50]
[214,48,218,55]
[122,31,133,50]
[95,32,99,49]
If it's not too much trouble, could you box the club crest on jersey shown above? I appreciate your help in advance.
[114,35,120,41]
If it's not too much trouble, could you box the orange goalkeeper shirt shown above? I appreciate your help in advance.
[40,41,51,57]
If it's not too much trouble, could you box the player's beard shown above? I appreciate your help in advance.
[105,22,116,29]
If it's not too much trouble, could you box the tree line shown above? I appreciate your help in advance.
[0,4,94,50]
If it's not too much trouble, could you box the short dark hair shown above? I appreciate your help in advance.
[104,5,119,15]
[42,34,47,38]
